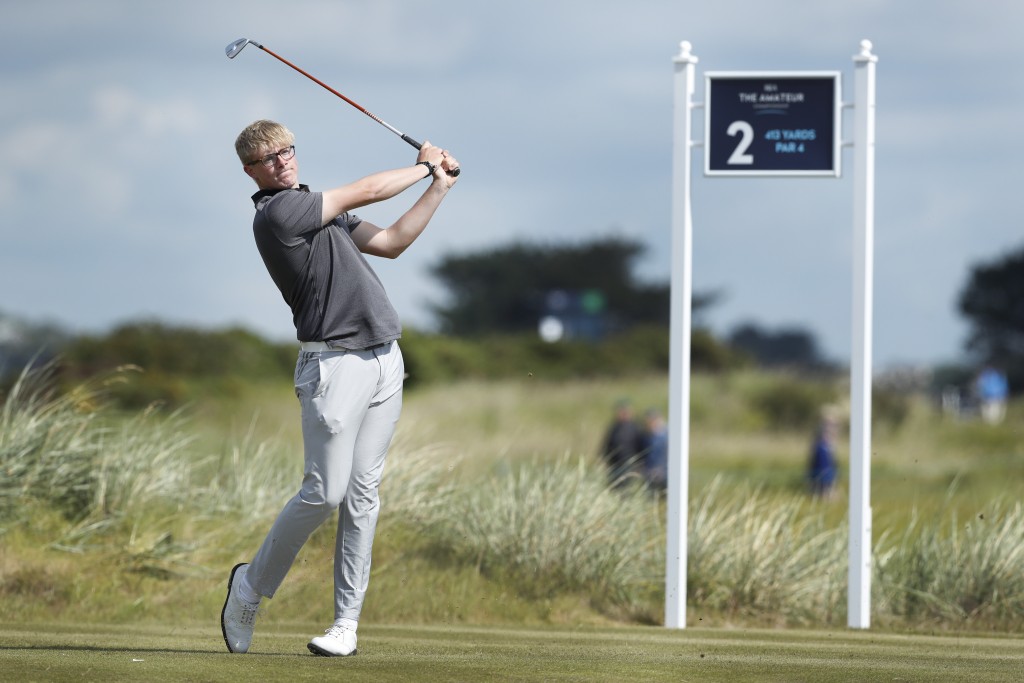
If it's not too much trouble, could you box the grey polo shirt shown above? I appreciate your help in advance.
[251,185,401,349]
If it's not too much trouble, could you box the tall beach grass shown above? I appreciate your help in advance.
[876,498,1024,628]
[2,368,1022,629]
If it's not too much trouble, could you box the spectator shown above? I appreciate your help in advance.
[976,366,1008,425]
[600,399,644,488]
[642,408,668,493]
[807,414,838,499]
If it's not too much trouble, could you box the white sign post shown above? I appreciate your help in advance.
[667,40,877,630]
[665,40,698,630]
[848,39,878,630]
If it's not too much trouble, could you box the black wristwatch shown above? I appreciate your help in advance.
[417,160,436,178]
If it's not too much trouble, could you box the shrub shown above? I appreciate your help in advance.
[401,326,744,388]
[57,322,295,408]
[872,387,911,431]
[748,374,837,431]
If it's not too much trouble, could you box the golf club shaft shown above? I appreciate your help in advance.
[229,39,458,176]
[262,43,425,150]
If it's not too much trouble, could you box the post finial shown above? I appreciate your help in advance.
[854,39,878,63]
[674,40,698,64]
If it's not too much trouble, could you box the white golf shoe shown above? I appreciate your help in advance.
[308,620,358,657]
[221,563,260,653]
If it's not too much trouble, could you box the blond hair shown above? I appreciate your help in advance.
[234,120,295,164]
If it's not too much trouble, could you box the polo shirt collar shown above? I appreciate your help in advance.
[251,183,310,207]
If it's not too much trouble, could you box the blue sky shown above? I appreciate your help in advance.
[2,0,1021,368]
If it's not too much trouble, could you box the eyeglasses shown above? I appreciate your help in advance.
[246,145,295,167]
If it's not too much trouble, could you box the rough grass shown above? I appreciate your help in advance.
[426,455,663,617]
[2,367,1023,632]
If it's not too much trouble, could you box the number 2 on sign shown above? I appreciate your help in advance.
[726,120,754,165]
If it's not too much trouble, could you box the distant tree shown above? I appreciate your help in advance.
[428,237,718,337]
[958,244,1024,392]
[727,322,830,370]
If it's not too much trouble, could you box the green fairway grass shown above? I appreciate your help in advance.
[1,622,1021,682]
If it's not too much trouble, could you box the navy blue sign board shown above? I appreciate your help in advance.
[704,72,841,176]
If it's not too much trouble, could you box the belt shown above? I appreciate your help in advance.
[299,340,390,352]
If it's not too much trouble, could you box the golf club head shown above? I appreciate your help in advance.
[225,38,252,59]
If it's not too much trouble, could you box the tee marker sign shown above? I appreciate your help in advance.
[705,72,841,176]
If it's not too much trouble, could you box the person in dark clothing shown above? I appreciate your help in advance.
[600,399,645,488]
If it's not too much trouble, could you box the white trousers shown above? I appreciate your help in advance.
[247,341,404,621]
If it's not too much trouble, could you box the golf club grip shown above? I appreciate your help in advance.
[401,134,460,176]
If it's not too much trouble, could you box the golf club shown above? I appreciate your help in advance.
[225,38,459,176]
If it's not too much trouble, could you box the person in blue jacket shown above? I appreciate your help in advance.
[807,414,838,499]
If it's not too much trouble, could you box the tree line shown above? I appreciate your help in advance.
[4,234,1019,407]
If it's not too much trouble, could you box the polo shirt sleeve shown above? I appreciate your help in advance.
[262,190,323,240]
[332,210,363,235]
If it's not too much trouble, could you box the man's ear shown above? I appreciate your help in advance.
[243,164,258,181]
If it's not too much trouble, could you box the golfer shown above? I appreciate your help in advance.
[222,119,459,656]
